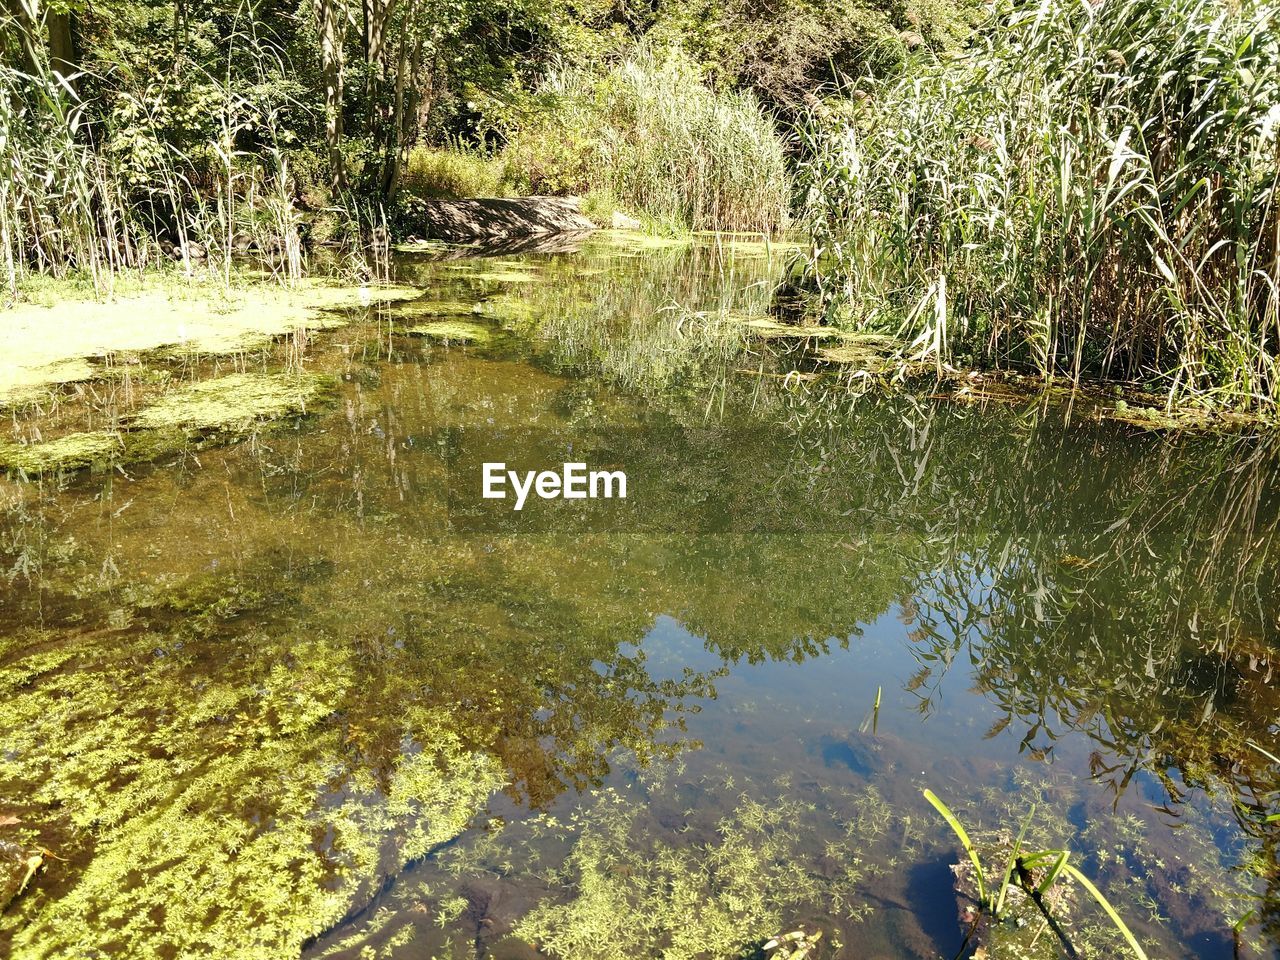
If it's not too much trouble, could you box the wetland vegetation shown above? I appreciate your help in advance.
[2,0,1279,958]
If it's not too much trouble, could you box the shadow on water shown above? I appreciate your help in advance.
[904,856,973,960]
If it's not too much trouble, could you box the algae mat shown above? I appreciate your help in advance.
[0,281,417,405]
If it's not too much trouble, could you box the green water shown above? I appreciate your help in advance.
[0,234,1277,960]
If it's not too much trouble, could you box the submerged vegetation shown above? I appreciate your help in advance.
[925,789,1150,959]
[1,236,1277,957]
[801,0,1280,415]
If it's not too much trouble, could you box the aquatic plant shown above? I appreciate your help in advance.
[0,615,508,959]
[425,780,871,960]
[800,0,1280,415]
[128,372,332,431]
[403,321,495,344]
[925,788,1150,959]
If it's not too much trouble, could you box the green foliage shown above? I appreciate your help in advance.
[500,47,791,232]
[801,0,1280,415]
[643,0,980,112]
[398,143,523,200]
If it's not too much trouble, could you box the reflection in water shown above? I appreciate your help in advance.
[0,234,1277,959]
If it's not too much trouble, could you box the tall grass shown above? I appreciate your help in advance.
[398,140,522,200]
[801,0,1280,414]
[503,47,791,233]
[0,9,330,300]
[0,46,133,295]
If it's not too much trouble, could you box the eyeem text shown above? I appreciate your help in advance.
[482,462,627,510]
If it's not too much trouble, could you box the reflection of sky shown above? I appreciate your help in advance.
[639,604,1203,815]
[633,604,1259,958]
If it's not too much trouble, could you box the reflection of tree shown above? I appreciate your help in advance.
[856,402,1280,935]
[0,490,906,958]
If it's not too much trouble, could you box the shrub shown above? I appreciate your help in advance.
[800,0,1280,414]
[398,142,524,200]
[502,47,791,233]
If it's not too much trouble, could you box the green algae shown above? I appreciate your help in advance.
[510,788,866,960]
[467,270,541,283]
[444,259,536,274]
[473,294,536,325]
[588,229,693,253]
[816,335,905,372]
[390,299,479,318]
[0,278,417,407]
[0,625,506,959]
[130,373,332,431]
[0,432,120,473]
[403,321,495,344]
[0,373,336,476]
[692,233,804,258]
[392,239,449,254]
[739,317,848,339]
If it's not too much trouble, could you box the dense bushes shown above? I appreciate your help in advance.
[398,143,521,201]
[801,0,1280,413]
[643,0,981,113]
[499,48,791,233]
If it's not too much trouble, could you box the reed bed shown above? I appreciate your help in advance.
[0,13,321,301]
[504,48,791,234]
[800,0,1279,415]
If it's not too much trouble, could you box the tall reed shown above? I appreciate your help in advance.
[504,47,792,234]
[800,0,1279,414]
[0,6,321,300]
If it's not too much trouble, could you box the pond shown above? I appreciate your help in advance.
[0,232,1277,960]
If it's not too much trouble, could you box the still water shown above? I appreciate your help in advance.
[0,234,1277,959]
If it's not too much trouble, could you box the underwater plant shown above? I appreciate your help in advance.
[925,788,1150,959]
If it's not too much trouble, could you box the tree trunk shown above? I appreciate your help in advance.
[379,17,420,203]
[46,9,73,80]
[5,0,44,75]
[312,0,348,196]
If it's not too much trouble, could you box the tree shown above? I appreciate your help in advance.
[311,0,349,195]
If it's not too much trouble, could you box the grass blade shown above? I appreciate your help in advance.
[1062,863,1149,960]
[924,788,987,906]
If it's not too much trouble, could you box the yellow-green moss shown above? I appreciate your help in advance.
[0,432,120,473]
[130,373,332,431]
